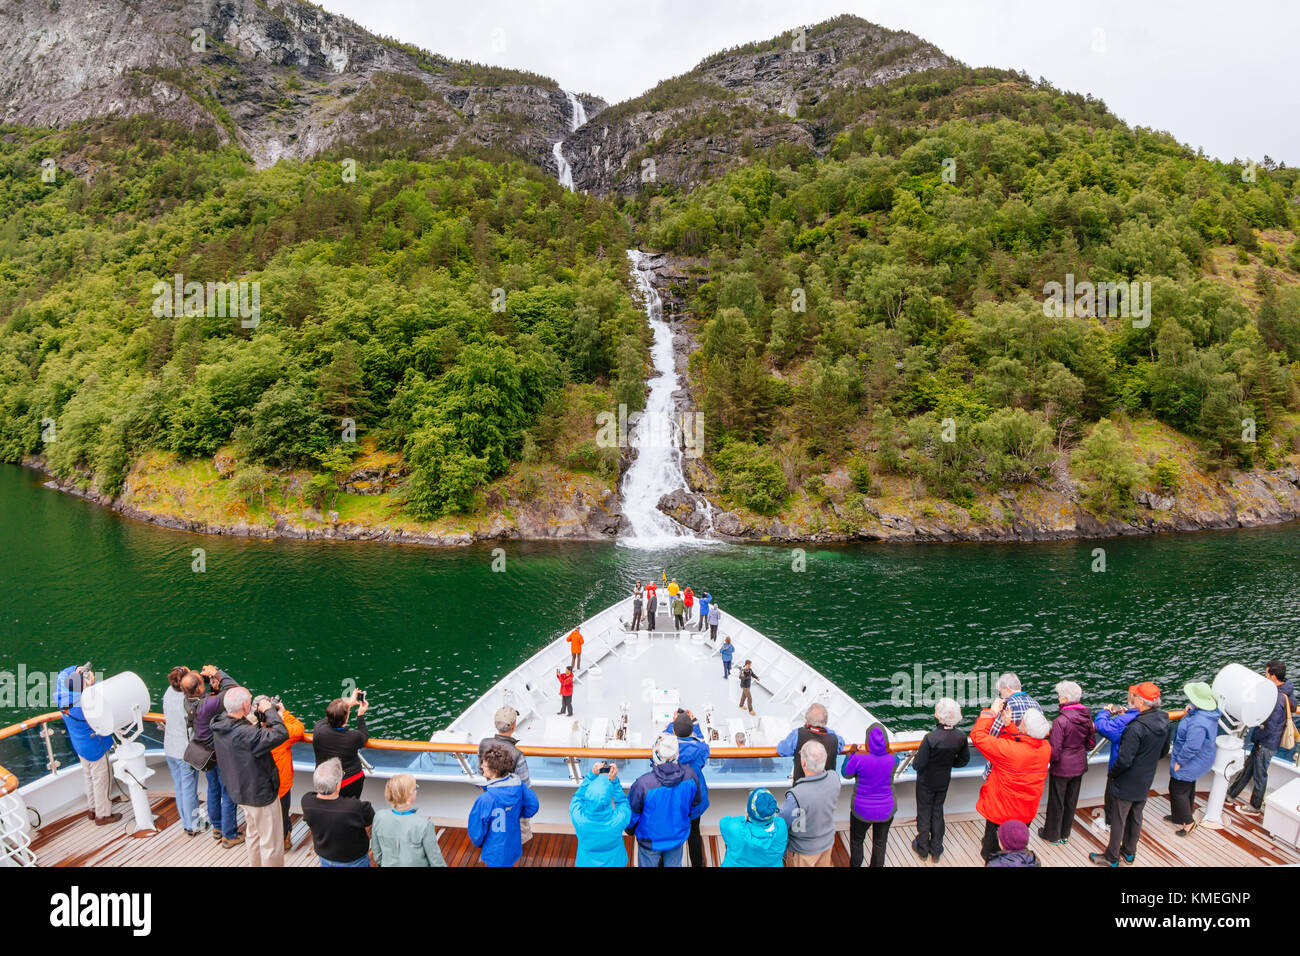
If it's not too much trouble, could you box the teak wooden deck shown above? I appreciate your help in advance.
[28,789,1300,867]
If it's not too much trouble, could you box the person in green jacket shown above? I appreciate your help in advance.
[720,788,788,867]
[569,762,632,867]
[370,773,447,867]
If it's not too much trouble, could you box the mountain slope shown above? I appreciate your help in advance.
[0,0,604,169]
[566,15,953,194]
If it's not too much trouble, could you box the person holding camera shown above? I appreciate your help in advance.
[55,664,120,826]
[271,701,306,851]
[1089,682,1169,867]
[569,761,631,867]
[209,687,290,866]
[556,666,575,716]
[971,694,1051,862]
[163,666,202,835]
[195,665,241,845]
[313,691,370,799]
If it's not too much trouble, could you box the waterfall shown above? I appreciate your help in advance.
[552,90,588,192]
[620,249,707,546]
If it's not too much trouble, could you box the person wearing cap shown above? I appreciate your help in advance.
[971,695,1052,861]
[985,819,1039,867]
[570,761,632,867]
[720,788,788,867]
[1040,680,1095,846]
[1093,686,1142,840]
[479,705,533,843]
[626,733,701,867]
[663,710,711,866]
[1089,681,1170,866]
[911,697,969,862]
[1166,682,1221,836]
[779,740,842,866]
[1227,660,1295,817]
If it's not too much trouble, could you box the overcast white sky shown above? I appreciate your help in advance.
[322,0,1298,166]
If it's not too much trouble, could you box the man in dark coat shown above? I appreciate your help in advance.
[1090,681,1169,866]
[1228,660,1295,817]
[210,687,289,866]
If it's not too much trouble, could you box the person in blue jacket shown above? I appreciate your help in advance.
[569,761,632,866]
[626,733,700,867]
[1095,692,1141,853]
[720,638,735,679]
[56,664,120,825]
[1167,682,1221,836]
[468,743,539,867]
[697,592,712,632]
[720,788,788,867]
[663,710,711,867]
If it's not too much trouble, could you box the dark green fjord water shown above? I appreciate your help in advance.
[2,463,1298,744]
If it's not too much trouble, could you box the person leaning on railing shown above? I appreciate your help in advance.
[55,664,121,826]
[371,773,446,867]
[1089,682,1170,867]
[779,740,840,867]
[841,723,897,868]
[911,697,969,862]
[209,688,290,867]
[162,666,201,836]
[313,692,370,798]
[1039,680,1094,847]
[1167,682,1221,837]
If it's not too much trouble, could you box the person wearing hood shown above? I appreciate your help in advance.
[209,687,290,866]
[683,586,695,622]
[55,664,120,826]
[971,697,1052,861]
[1090,682,1170,866]
[569,761,632,867]
[697,592,712,632]
[1040,680,1095,846]
[1167,682,1221,836]
[841,723,897,867]
[911,697,969,862]
[720,788,788,867]
[985,819,1039,867]
[468,743,539,867]
[1227,660,1294,818]
[626,733,701,867]
[663,710,711,866]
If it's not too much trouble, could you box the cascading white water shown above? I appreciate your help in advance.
[552,90,588,192]
[620,249,706,546]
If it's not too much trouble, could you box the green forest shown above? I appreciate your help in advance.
[0,117,645,520]
[630,71,1300,517]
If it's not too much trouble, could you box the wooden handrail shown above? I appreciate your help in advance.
[0,707,1192,790]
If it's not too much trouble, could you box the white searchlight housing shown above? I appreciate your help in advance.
[1201,663,1277,831]
[79,671,157,836]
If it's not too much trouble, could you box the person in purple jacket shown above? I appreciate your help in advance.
[1040,680,1096,845]
[840,723,897,867]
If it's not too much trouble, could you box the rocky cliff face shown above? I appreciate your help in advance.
[0,0,605,169]
[566,16,953,195]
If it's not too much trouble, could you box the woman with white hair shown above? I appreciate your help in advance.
[910,698,969,861]
[1040,680,1095,846]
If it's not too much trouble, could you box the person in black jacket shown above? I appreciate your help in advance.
[209,687,289,867]
[911,697,970,861]
[313,693,370,798]
[1227,660,1295,817]
[1089,681,1169,866]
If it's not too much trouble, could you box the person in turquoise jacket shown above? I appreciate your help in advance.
[569,762,632,866]
[720,788,788,867]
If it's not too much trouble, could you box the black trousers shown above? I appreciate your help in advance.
[686,817,705,867]
[980,819,1001,861]
[1042,774,1083,842]
[1105,796,1145,862]
[279,791,291,841]
[647,612,656,630]
[340,776,364,799]
[914,781,949,856]
[1168,777,1196,825]
[631,609,642,630]
[698,612,708,630]
[673,614,684,629]
[849,813,892,867]
[559,695,573,716]
[709,624,717,641]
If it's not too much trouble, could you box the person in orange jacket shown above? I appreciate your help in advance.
[272,705,307,851]
[971,696,1051,862]
[568,627,585,670]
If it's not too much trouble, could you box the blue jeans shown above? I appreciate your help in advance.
[166,756,200,830]
[637,842,684,867]
[1229,741,1277,809]
[205,765,238,839]
[320,854,370,867]
[722,660,732,679]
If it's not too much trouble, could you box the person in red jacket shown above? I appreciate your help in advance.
[682,587,695,623]
[971,696,1052,861]
[556,666,575,716]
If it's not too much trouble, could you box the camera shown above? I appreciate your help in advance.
[355,690,366,703]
